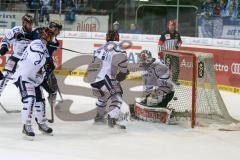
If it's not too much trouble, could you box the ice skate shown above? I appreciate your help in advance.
[107,115,126,129]
[22,124,35,141]
[36,118,53,136]
[94,113,106,125]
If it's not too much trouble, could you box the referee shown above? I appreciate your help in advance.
[158,19,182,84]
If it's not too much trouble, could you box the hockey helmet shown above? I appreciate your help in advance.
[40,27,54,42]
[49,20,63,30]
[138,50,153,64]
[106,30,119,42]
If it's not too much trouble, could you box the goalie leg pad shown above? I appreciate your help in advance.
[134,103,175,124]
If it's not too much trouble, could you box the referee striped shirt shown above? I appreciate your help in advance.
[158,30,182,51]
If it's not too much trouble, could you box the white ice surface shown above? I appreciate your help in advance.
[0,77,240,160]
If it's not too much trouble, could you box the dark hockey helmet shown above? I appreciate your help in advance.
[40,27,54,42]
[138,50,153,64]
[106,30,119,42]
[49,20,62,30]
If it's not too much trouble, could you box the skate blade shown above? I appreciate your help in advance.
[23,135,34,141]
[94,121,107,125]
[110,124,126,130]
[116,124,126,129]
[41,131,53,136]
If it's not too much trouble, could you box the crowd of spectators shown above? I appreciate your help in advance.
[112,21,142,34]
[200,0,240,18]
[24,0,111,23]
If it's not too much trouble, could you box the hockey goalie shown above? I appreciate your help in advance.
[131,50,176,124]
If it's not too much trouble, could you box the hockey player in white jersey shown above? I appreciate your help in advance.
[132,50,176,124]
[13,27,54,140]
[86,30,129,129]
[138,50,174,108]
[0,14,33,97]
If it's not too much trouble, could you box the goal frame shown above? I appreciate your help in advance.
[162,50,197,128]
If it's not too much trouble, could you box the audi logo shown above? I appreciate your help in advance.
[231,63,240,75]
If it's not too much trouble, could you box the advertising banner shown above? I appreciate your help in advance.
[0,12,109,32]
[181,47,240,89]
[0,12,26,28]
[198,16,240,40]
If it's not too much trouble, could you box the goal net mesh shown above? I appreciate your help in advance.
[163,50,238,127]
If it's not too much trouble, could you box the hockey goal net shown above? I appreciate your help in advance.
[162,50,238,128]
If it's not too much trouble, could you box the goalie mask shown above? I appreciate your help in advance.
[138,50,154,65]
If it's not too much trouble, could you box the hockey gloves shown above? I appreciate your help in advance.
[14,32,25,41]
[44,58,55,75]
[116,70,129,82]
[0,44,8,56]
[0,71,3,80]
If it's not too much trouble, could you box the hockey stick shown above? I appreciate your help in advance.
[57,87,63,103]
[18,37,91,55]
[49,45,92,55]
[48,86,63,123]
[48,100,54,123]
[47,73,56,123]
[0,102,21,113]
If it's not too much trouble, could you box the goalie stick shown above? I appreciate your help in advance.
[0,102,21,113]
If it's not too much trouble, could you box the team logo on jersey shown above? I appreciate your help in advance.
[165,34,171,40]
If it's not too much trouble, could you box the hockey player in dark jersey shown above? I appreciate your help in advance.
[22,20,62,109]
[41,20,62,108]
[158,19,182,84]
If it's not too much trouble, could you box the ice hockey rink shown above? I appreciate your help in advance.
[0,76,239,160]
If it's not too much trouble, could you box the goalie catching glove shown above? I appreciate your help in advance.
[116,70,129,82]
